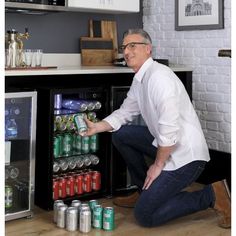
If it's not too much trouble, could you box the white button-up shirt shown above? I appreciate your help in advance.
[104,58,210,170]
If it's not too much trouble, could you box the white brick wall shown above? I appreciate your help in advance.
[143,0,231,153]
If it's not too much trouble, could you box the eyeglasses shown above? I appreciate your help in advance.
[119,42,148,52]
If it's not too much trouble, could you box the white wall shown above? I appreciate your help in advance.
[143,0,231,153]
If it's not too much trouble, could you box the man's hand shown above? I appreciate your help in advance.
[81,117,97,136]
[142,163,164,190]
[80,117,113,136]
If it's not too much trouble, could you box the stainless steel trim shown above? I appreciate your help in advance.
[5,2,67,12]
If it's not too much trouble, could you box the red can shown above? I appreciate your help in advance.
[53,178,59,200]
[58,177,66,198]
[75,174,83,195]
[92,171,101,191]
[83,172,92,193]
[66,175,75,196]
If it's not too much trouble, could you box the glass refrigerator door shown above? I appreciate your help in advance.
[5,92,37,221]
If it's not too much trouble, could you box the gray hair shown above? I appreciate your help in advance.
[123,29,152,44]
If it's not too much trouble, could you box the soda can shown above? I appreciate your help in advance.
[58,177,67,198]
[90,134,99,153]
[66,207,78,231]
[5,185,13,209]
[80,208,91,233]
[74,113,87,134]
[103,207,115,231]
[71,199,81,208]
[53,178,59,200]
[93,204,103,229]
[58,159,68,172]
[75,156,84,168]
[83,155,92,166]
[87,111,96,121]
[86,101,95,111]
[73,133,82,155]
[53,200,64,223]
[75,174,83,195]
[66,176,75,197]
[55,115,62,123]
[58,122,67,132]
[53,136,61,158]
[89,199,98,211]
[92,171,101,191]
[83,172,92,193]
[54,94,62,109]
[90,154,100,165]
[68,158,77,170]
[62,133,73,156]
[94,101,102,110]
[57,204,68,228]
[81,136,90,154]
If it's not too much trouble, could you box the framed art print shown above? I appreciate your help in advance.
[175,0,224,30]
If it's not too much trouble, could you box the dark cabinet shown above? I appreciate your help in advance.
[5,70,192,209]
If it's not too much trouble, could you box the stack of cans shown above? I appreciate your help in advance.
[53,169,101,200]
[53,199,115,232]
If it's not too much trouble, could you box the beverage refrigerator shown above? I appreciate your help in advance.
[5,91,37,221]
[34,87,112,210]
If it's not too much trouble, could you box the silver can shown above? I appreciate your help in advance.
[78,203,90,224]
[90,154,100,165]
[71,199,82,208]
[54,94,62,109]
[76,156,84,168]
[53,200,64,223]
[66,207,78,231]
[80,208,91,233]
[83,155,91,166]
[57,204,68,228]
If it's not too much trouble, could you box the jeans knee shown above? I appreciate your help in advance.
[134,204,152,227]
[112,126,127,146]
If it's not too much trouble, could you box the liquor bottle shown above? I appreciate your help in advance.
[62,99,87,112]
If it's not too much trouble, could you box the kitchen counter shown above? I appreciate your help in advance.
[5,65,192,77]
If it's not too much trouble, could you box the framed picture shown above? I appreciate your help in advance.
[175,0,224,31]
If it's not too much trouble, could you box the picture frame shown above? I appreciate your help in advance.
[175,0,224,31]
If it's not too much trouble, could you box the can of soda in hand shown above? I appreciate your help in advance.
[74,113,87,134]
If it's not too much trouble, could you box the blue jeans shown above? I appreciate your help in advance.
[112,125,214,227]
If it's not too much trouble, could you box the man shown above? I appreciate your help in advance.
[83,29,231,228]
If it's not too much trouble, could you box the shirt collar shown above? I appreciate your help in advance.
[134,57,154,82]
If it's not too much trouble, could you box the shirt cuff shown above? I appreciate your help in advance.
[103,115,122,132]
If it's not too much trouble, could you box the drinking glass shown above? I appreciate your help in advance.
[34,49,43,67]
[23,49,33,67]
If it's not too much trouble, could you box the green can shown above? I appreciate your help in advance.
[5,185,13,209]
[81,136,90,154]
[74,113,87,134]
[90,134,99,153]
[103,207,115,231]
[87,112,96,121]
[73,133,82,155]
[93,204,103,229]
[53,136,61,158]
[62,133,73,156]
[89,199,98,211]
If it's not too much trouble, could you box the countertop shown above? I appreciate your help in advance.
[5,65,192,77]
